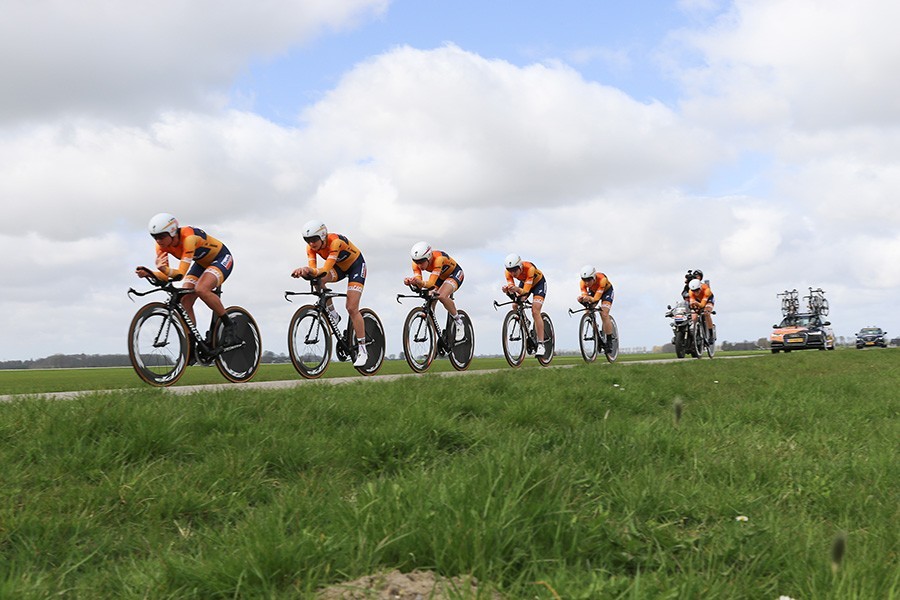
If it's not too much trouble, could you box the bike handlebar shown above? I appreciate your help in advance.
[284,278,347,303]
[127,273,193,301]
[396,284,435,304]
[493,293,531,311]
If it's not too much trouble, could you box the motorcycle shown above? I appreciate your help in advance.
[665,300,697,358]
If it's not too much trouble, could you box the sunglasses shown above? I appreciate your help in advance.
[151,232,171,241]
[413,257,429,264]
[303,236,321,244]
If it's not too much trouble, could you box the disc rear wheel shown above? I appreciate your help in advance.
[536,313,554,366]
[355,308,386,376]
[448,310,475,371]
[604,315,619,363]
[214,306,262,382]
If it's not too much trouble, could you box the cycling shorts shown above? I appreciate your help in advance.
[186,246,233,285]
[438,265,464,290]
[600,286,614,305]
[333,254,367,290]
[529,278,547,300]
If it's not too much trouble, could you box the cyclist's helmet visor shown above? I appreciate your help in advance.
[303,236,321,244]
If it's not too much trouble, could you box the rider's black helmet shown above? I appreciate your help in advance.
[693,269,703,280]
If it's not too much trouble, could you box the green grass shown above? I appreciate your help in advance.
[0,354,660,396]
[0,350,897,598]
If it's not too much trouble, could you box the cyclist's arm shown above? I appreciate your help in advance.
[152,238,197,281]
[519,265,536,294]
[423,256,444,289]
[591,276,610,303]
[306,245,320,277]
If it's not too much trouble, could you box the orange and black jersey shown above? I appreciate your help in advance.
[688,283,714,307]
[412,251,458,289]
[154,226,225,281]
[506,261,544,294]
[580,273,612,302]
[307,233,362,275]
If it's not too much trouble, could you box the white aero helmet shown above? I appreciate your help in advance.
[504,253,522,270]
[148,212,178,237]
[302,219,328,242]
[580,265,596,280]
[410,241,432,262]
[689,278,702,291]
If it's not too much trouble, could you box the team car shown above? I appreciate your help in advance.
[770,312,835,352]
[855,327,887,349]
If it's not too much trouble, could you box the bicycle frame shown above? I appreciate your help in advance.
[284,282,356,358]
[128,277,239,362]
[396,286,456,355]
[493,295,536,347]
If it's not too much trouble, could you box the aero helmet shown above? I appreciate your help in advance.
[580,265,596,280]
[148,213,178,237]
[410,241,432,262]
[302,219,328,242]
[689,278,702,291]
[504,253,522,270]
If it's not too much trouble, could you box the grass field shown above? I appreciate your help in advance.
[0,354,647,396]
[0,350,897,598]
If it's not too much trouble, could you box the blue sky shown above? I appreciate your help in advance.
[234,1,699,123]
[2,0,899,362]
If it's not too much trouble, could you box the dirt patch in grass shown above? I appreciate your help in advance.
[316,569,504,599]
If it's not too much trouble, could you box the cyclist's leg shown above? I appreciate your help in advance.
[600,287,614,336]
[436,277,460,318]
[531,278,547,341]
[532,296,545,341]
[704,304,715,338]
[342,256,367,342]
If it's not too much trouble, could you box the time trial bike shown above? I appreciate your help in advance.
[493,294,554,367]
[690,306,717,359]
[285,280,386,378]
[127,275,262,387]
[396,285,475,372]
[568,301,619,363]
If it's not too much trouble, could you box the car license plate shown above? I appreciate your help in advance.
[787,338,804,343]
[866,341,875,345]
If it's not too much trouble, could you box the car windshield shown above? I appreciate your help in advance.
[859,328,882,335]
[779,315,819,327]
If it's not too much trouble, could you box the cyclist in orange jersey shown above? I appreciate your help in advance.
[291,219,369,367]
[502,253,548,356]
[135,212,237,347]
[687,277,716,343]
[577,265,616,344]
[403,241,466,341]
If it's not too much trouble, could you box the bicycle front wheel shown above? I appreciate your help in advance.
[128,302,189,387]
[448,310,475,371]
[501,310,526,368]
[214,306,262,382]
[403,306,437,373]
[604,316,619,363]
[691,321,703,359]
[578,313,598,363]
[537,313,555,366]
[288,306,332,379]
[355,308,386,376]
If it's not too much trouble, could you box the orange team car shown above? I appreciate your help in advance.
[770,312,836,353]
